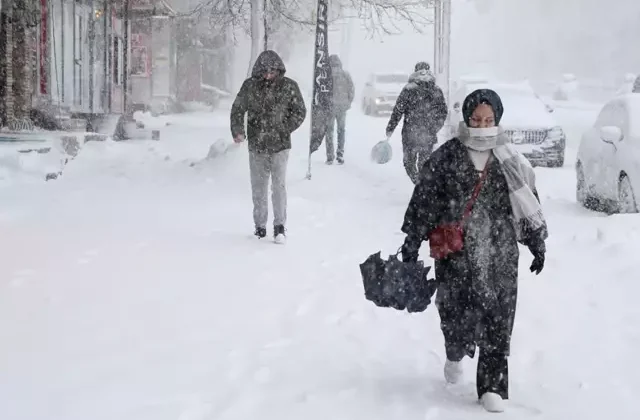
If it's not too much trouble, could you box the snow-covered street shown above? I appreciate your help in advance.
[2,105,640,420]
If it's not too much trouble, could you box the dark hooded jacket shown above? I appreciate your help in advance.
[329,55,355,112]
[230,50,307,154]
[386,70,448,145]
[400,89,546,360]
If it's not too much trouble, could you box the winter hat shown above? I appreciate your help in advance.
[462,89,504,126]
[414,61,430,72]
[329,55,343,68]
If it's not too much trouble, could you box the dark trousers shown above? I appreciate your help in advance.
[326,111,347,161]
[476,349,509,400]
[440,289,514,401]
[446,346,509,400]
[402,141,434,184]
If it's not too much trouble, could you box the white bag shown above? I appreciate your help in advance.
[206,138,240,160]
[371,140,393,164]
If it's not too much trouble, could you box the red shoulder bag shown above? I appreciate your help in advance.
[428,159,491,260]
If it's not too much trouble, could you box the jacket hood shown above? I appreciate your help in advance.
[329,55,343,69]
[408,69,435,85]
[251,50,287,78]
[462,88,504,126]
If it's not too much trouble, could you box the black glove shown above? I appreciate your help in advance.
[528,241,545,275]
[401,234,421,263]
[530,252,545,275]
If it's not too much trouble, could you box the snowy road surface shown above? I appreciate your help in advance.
[2,105,640,420]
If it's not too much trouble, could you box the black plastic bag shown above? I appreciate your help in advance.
[359,250,437,313]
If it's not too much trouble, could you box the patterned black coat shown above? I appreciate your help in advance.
[401,139,546,360]
[385,71,448,147]
[230,51,307,154]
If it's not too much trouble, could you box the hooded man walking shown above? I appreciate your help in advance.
[230,50,307,244]
[385,61,448,184]
[325,55,355,165]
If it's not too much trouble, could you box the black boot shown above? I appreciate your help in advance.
[274,225,286,244]
[254,227,267,239]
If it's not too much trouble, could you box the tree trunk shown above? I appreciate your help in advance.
[0,6,14,125]
[247,0,262,78]
[12,0,34,122]
[263,0,268,51]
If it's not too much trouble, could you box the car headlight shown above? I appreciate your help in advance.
[375,97,382,104]
[547,126,564,139]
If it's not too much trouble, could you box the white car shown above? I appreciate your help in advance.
[576,94,640,213]
[361,72,409,116]
[450,81,566,167]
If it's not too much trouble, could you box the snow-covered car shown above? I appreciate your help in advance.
[633,75,640,93]
[552,73,579,101]
[576,94,640,213]
[450,81,566,167]
[361,72,409,115]
[617,73,636,95]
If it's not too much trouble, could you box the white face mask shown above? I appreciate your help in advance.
[467,126,499,137]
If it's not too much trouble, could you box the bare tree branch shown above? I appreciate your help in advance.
[182,0,434,38]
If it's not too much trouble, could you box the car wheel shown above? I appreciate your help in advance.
[576,163,588,205]
[617,175,638,213]
[577,162,611,212]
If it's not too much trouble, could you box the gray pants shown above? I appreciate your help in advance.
[249,150,289,228]
[402,137,436,185]
[326,111,347,161]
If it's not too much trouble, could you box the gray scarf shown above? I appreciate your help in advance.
[458,122,548,242]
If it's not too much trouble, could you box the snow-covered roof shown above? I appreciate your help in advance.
[164,0,201,13]
[130,0,177,15]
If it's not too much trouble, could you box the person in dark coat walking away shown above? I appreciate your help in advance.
[400,89,548,413]
[230,50,307,244]
[326,55,355,165]
[385,61,448,184]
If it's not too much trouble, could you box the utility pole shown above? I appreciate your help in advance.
[123,0,130,116]
[433,0,452,138]
[433,0,451,108]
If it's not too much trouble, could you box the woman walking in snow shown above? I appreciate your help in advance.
[400,89,548,412]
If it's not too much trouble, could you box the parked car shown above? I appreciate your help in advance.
[633,75,640,93]
[617,73,636,95]
[361,72,409,116]
[450,80,566,167]
[552,73,579,101]
[576,94,640,213]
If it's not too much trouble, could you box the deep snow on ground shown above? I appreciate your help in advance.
[2,103,640,420]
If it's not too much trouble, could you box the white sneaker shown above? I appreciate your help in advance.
[444,359,463,384]
[274,234,286,245]
[480,392,505,413]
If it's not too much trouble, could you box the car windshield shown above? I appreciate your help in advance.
[376,74,408,84]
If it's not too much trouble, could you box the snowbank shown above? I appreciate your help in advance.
[2,108,640,420]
